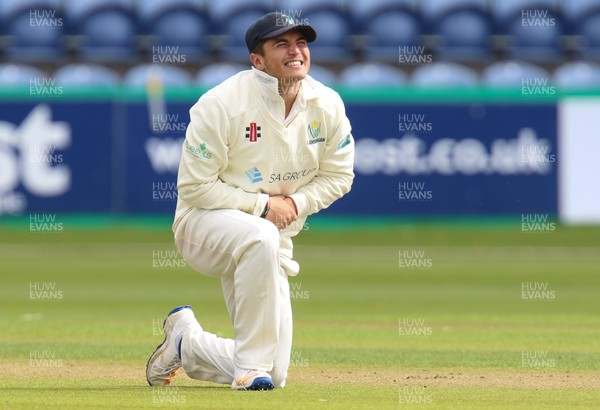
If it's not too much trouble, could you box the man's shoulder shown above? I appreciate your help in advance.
[207,69,253,94]
[304,75,344,115]
[194,70,255,114]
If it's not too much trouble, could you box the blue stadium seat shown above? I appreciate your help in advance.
[490,0,560,28]
[138,0,211,62]
[0,63,47,85]
[362,7,423,64]
[339,63,406,88]
[63,0,138,62]
[54,63,120,86]
[62,0,135,21]
[0,0,61,18]
[482,60,548,88]
[271,1,353,64]
[411,62,478,88]
[207,0,272,21]
[504,8,565,62]
[576,14,600,60]
[507,27,564,63]
[136,0,207,22]
[195,63,248,87]
[1,0,65,62]
[419,0,488,29]
[434,6,493,62]
[277,0,345,13]
[210,1,272,61]
[301,10,353,64]
[560,0,600,25]
[488,0,564,61]
[562,0,600,31]
[562,0,600,60]
[553,61,600,90]
[351,0,418,21]
[123,64,192,87]
[219,9,269,62]
[306,64,337,85]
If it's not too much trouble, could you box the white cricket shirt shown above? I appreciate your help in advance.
[173,67,355,237]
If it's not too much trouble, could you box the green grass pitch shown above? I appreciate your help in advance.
[0,216,599,409]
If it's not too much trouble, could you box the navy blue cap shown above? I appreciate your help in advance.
[245,12,317,54]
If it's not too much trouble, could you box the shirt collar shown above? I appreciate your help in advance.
[252,67,280,99]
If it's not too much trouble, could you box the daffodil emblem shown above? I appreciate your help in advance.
[307,121,321,140]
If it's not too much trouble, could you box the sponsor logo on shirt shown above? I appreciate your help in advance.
[245,167,263,183]
[245,122,261,142]
[307,120,325,145]
[269,167,316,183]
[337,133,352,150]
[184,140,212,161]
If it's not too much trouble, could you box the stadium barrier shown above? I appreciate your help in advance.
[0,87,597,223]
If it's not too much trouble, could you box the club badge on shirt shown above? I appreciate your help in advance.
[307,121,325,145]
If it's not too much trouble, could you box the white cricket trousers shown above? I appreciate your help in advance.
[173,208,296,388]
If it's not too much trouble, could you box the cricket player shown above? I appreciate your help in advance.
[146,12,354,390]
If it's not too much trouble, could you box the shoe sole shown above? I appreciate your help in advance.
[146,305,192,386]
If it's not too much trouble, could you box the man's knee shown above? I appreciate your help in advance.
[240,219,280,256]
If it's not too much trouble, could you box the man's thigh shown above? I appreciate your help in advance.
[175,208,279,277]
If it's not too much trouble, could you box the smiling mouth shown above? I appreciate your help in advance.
[285,61,303,67]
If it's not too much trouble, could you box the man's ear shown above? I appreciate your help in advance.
[250,53,265,70]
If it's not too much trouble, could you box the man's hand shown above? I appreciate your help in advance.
[265,196,298,229]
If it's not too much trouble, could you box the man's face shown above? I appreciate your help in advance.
[251,30,311,82]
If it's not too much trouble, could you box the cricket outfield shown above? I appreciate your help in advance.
[1,216,599,409]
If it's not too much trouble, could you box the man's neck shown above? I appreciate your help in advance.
[278,78,301,118]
